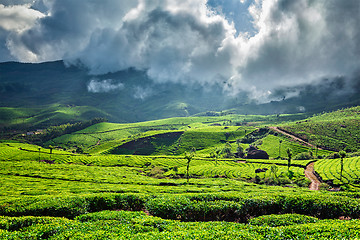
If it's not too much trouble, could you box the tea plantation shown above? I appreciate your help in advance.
[1,108,360,239]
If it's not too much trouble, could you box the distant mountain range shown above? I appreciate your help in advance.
[1,61,359,129]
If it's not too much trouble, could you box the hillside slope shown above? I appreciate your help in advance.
[2,61,360,129]
[279,106,360,152]
[0,61,249,128]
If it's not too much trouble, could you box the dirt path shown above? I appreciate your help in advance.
[304,162,321,190]
[269,127,320,149]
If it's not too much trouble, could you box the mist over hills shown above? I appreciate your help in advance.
[1,60,360,129]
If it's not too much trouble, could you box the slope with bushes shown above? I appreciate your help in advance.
[279,106,360,152]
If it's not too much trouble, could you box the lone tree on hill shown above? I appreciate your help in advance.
[49,145,54,161]
[38,147,41,162]
[339,151,346,182]
[185,147,196,183]
[278,139,283,159]
[286,148,292,171]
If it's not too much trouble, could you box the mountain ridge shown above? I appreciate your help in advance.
[1,61,360,129]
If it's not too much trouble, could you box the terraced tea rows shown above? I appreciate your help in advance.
[315,157,360,185]
[173,160,305,179]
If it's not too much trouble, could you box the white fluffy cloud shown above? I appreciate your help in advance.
[0,3,44,61]
[87,79,124,93]
[0,4,43,31]
[2,0,360,100]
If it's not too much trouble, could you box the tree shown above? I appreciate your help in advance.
[286,148,292,171]
[270,164,278,179]
[278,139,283,159]
[49,145,54,161]
[76,146,84,154]
[221,142,233,158]
[210,148,221,166]
[339,151,346,182]
[236,138,242,147]
[185,147,196,183]
[235,139,244,158]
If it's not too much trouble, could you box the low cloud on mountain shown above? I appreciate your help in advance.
[1,0,359,102]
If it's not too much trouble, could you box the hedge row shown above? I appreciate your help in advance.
[1,213,360,239]
[1,192,359,221]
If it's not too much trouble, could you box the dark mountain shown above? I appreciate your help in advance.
[0,61,236,128]
[1,61,360,129]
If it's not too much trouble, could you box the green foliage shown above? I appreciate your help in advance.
[280,106,360,152]
[1,138,360,238]
[286,148,292,170]
[39,118,107,142]
[49,119,253,154]
[315,156,360,186]
[185,148,196,182]
[258,134,331,159]
[0,105,110,131]
[339,151,347,159]
[220,142,233,158]
[293,152,314,160]
[249,214,318,227]
[2,106,360,238]
[270,164,278,178]
[1,213,359,239]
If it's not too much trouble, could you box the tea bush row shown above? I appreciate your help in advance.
[315,157,360,185]
[1,192,360,221]
[0,212,360,239]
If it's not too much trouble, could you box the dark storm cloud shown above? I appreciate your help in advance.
[4,0,236,85]
[74,5,235,85]
[2,0,360,101]
[7,0,139,61]
[227,0,360,100]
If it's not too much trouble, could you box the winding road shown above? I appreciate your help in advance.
[304,162,321,190]
[269,126,321,149]
[269,127,322,190]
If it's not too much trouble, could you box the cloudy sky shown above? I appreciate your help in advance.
[0,0,359,101]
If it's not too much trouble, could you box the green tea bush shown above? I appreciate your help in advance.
[0,216,70,231]
[262,219,360,240]
[293,176,312,187]
[2,193,360,222]
[0,196,88,218]
[249,214,318,227]
[293,152,313,160]
[76,210,147,222]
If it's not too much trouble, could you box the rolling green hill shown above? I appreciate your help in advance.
[1,106,360,238]
[279,106,360,152]
[45,114,309,155]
